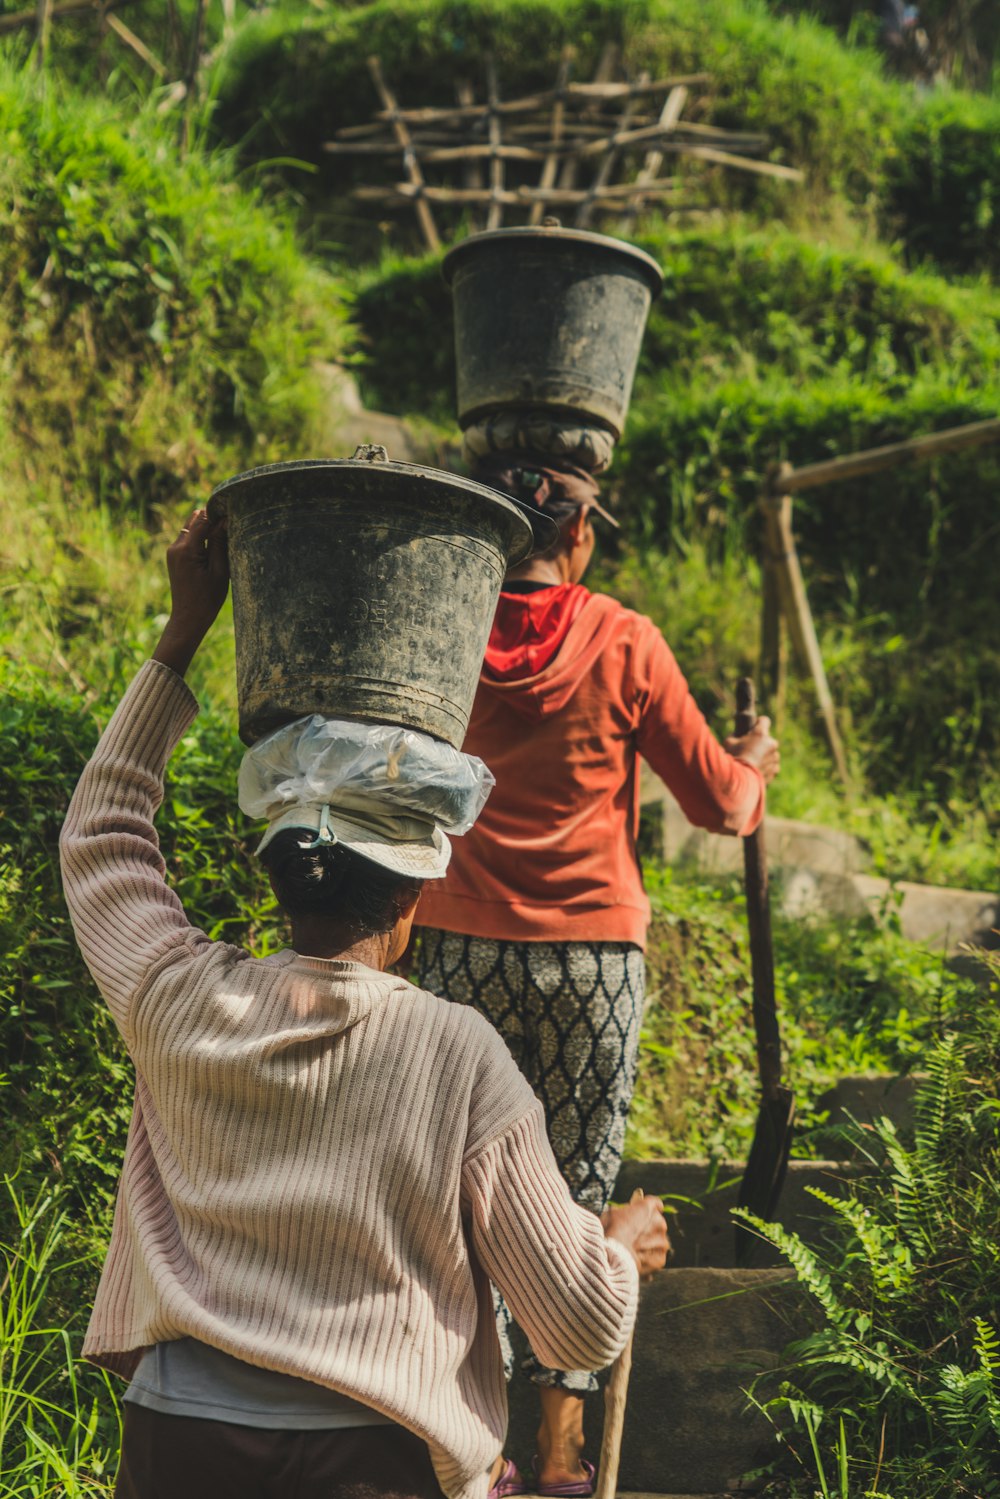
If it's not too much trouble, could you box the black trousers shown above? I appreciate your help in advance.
[115,1403,445,1499]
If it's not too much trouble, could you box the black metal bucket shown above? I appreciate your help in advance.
[443,224,663,441]
[208,450,535,747]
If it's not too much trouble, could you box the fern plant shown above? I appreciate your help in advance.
[741,962,1000,1498]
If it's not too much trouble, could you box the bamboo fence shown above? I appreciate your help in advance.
[324,49,804,246]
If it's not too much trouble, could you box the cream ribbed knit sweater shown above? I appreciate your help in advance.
[60,662,638,1499]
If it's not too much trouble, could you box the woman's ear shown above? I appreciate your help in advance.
[568,505,590,545]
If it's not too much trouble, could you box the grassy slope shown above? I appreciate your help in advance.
[0,60,350,703]
[211,0,1000,273]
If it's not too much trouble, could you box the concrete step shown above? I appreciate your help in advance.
[614,1158,860,1268]
[639,772,1000,954]
[507,1267,803,1494]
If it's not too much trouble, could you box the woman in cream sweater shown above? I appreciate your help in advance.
[60,509,667,1499]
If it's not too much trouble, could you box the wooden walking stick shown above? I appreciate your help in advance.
[594,1188,645,1499]
[733,676,795,1266]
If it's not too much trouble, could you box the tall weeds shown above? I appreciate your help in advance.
[0,1179,119,1497]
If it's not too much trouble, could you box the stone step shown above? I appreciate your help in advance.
[614,1158,860,1268]
[507,1267,803,1494]
[639,771,1000,954]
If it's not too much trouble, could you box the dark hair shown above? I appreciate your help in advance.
[260,829,423,937]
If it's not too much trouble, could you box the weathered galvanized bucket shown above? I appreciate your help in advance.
[208,448,535,747]
[443,224,663,440]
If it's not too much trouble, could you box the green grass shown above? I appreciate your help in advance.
[0,1180,118,1497]
[0,58,348,522]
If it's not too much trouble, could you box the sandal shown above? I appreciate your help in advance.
[489,1458,528,1499]
[531,1458,596,1498]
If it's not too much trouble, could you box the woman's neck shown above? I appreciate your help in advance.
[289,920,393,971]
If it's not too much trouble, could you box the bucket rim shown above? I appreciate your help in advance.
[206,456,547,565]
[442,225,663,297]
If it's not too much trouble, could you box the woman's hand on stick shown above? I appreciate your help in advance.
[152,507,230,678]
[724,715,781,784]
[602,1194,669,1278]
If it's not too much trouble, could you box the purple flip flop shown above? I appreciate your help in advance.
[532,1458,596,1498]
[489,1458,528,1499]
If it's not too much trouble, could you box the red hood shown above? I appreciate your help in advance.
[480,588,623,719]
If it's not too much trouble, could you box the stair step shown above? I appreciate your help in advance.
[615,1158,860,1267]
[507,1267,804,1494]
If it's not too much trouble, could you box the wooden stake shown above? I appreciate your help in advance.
[367,55,441,253]
[775,416,1000,494]
[577,67,647,228]
[106,11,165,74]
[762,493,851,789]
[759,522,786,723]
[34,0,52,67]
[529,45,573,225]
[559,41,617,194]
[484,55,504,231]
[594,1186,646,1499]
[457,80,483,232]
[619,83,687,227]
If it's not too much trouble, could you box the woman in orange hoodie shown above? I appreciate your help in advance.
[414,456,780,1498]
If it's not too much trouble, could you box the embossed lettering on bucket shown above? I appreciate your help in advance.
[208,454,535,747]
[443,225,663,440]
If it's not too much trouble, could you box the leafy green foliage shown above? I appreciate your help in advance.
[741,961,1000,1497]
[888,90,1000,274]
[0,60,347,515]
[628,866,978,1161]
[0,658,280,1215]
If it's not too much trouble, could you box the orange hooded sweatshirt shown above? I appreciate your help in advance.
[417,587,764,950]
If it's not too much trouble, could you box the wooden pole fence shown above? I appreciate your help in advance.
[362,72,712,126]
[774,416,1000,494]
[367,54,441,253]
[757,412,1000,788]
[529,44,572,225]
[353,181,686,207]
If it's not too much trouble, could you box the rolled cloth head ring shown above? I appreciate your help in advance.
[474,452,619,529]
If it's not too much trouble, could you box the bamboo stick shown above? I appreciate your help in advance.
[485,55,504,231]
[457,80,483,233]
[559,41,617,195]
[669,141,803,180]
[366,72,711,124]
[619,83,687,227]
[325,141,547,161]
[0,0,126,33]
[34,0,52,65]
[367,54,441,253]
[326,129,770,159]
[762,494,851,789]
[577,67,647,228]
[574,119,793,165]
[530,45,573,225]
[353,181,685,206]
[105,11,165,74]
[775,416,1000,494]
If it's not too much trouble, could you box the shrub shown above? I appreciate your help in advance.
[0,60,348,514]
[743,957,1000,1497]
[889,90,1000,275]
[0,658,281,1215]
